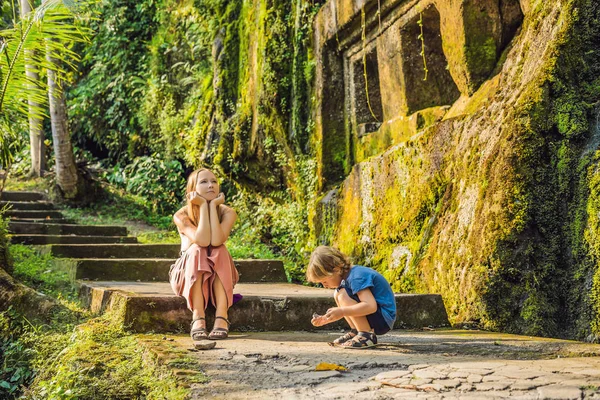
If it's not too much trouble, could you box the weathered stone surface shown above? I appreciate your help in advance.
[377,3,459,117]
[536,385,583,400]
[412,368,447,380]
[510,380,543,391]
[8,222,127,236]
[9,217,72,224]
[374,370,411,381]
[0,200,54,210]
[433,378,462,388]
[297,370,342,381]
[41,243,181,259]
[78,281,449,332]
[4,210,64,219]
[475,381,510,391]
[70,258,287,283]
[273,365,311,373]
[0,191,46,201]
[10,234,137,245]
[466,374,483,383]
[436,0,523,95]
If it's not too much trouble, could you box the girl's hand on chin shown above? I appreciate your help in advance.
[187,192,206,205]
[213,192,225,206]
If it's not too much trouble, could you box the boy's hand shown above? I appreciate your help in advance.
[324,307,344,322]
[311,313,328,327]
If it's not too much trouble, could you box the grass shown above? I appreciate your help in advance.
[2,177,49,193]
[1,242,199,399]
[9,244,79,304]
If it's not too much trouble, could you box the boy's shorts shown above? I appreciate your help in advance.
[340,286,391,335]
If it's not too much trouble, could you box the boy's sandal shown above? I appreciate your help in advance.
[340,331,377,349]
[332,329,358,346]
[190,317,208,341]
[208,316,230,340]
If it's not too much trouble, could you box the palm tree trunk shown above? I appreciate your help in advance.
[47,48,79,199]
[20,0,45,177]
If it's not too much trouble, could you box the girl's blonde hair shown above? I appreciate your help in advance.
[186,168,210,226]
[306,246,351,283]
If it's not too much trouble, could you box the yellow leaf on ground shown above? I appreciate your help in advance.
[315,362,347,371]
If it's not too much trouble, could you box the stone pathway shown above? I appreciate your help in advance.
[145,329,600,399]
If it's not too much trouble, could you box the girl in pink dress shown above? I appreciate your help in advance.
[169,168,239,340]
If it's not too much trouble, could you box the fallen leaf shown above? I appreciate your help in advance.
[315,362,347,371]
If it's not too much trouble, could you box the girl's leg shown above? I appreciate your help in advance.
[190,274,206,331]
[336,288,371,332]
[212,274,229,330]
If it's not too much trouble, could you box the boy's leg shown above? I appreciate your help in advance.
[334,289,356,330]
[336,288,372,332]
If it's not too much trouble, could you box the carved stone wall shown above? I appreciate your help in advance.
[313,0,523,187]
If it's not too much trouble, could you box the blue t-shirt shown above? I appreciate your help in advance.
[340,265,397,329]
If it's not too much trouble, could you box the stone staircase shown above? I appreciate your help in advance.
[2,190,450,333]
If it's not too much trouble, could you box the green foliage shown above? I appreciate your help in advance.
[231,189,310,281]
[9,245,76,301]
[28,313,190,399]
[104,156,186,215]
[0,308,39,398]
[1,233,192,398]
[68,0,158,162]
[61,182,174,229]
[0,0,91,169]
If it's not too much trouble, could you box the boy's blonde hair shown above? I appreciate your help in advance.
[306,246,351,282]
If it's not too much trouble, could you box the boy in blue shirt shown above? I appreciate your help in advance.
[307,246,397,349]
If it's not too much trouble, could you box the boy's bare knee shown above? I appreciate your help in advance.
[336,289,358,306]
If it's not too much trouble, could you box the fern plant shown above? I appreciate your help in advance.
[0,0,91,169]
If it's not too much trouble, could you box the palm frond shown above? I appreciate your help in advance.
[0,0,93,119]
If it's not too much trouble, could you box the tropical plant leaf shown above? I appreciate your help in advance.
[0,0,94,168]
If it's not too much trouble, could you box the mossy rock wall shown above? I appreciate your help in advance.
[69,0,600,338]
[321,0,600,338]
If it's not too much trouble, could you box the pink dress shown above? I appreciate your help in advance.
[169,244,239,311]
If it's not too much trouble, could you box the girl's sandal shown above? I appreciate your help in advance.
[190,317,208,341]
[340,331,377,349]
[208,316,230,340]
[332,329,358,346]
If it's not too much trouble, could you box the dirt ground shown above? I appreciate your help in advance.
[153,329,600,399]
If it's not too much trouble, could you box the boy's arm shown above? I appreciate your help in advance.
[324,288,378,322]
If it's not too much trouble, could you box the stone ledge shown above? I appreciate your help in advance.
[11,235,138,245]
[69,258,287,283]
[5,210,64,219]
[0,200,54,210]
[0,191,46,201]
[9,222,128,236]
[79,281,450,333]
[40,243,181,259]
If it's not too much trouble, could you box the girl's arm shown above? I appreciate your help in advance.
[174,201,211,247]
[209,195,237,246]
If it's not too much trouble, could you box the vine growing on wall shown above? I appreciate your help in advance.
[417,8,428,81]
[361,7,379,123]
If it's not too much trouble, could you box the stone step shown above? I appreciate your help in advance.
[9,217,74,224]
[70,259,287,282]
[79,281,450,333]
[8,222,128,236]
[11,235,138,245]
[69,258,287,282]
[0,191,46,201]
[4,210,64,219]
[0,200,55,210]
[40,243,181,259]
